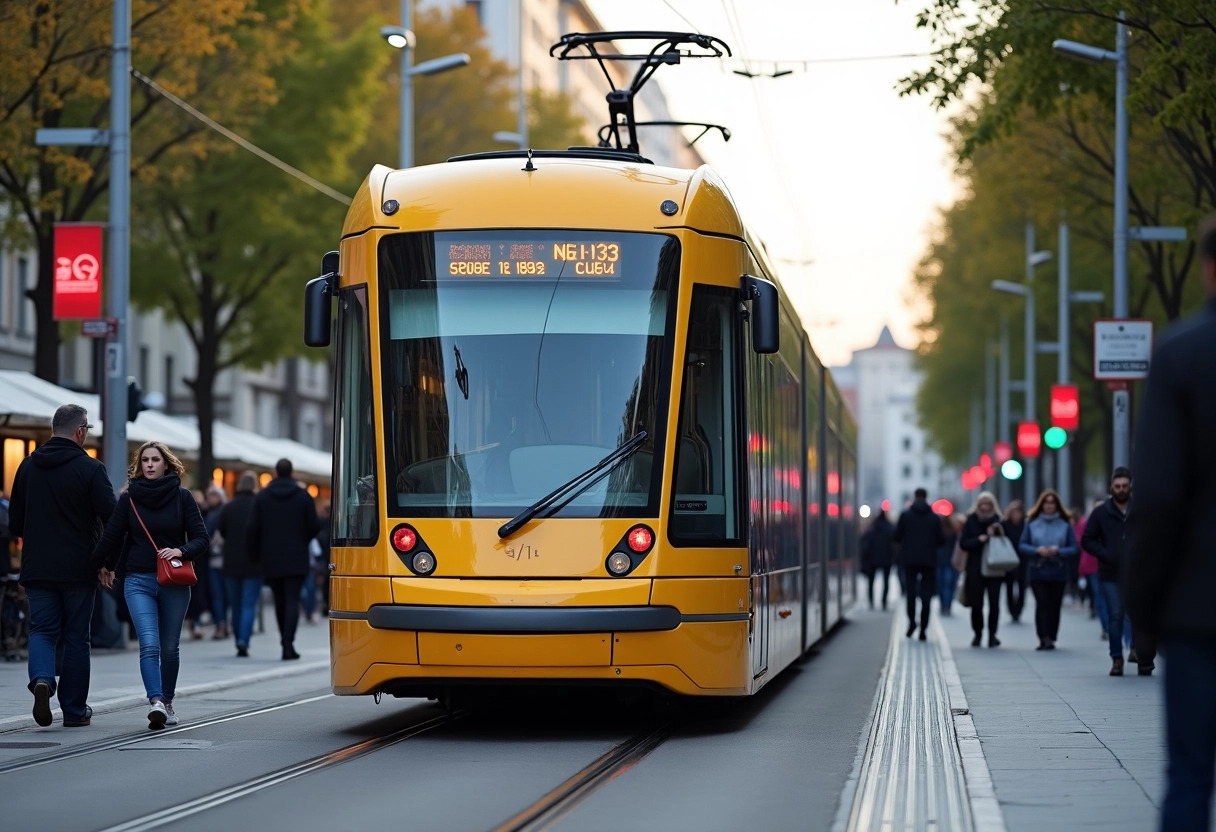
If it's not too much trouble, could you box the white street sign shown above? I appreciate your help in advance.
[1093,319,1153,380]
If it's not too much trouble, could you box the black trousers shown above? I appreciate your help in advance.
[867,565,891,609]
[1162,637,1216,831]
[903,565,936,631]
[966,573,1004,636]
[1031,580,1066,642]
[264,575,305,649]
[1004,561,1027,621]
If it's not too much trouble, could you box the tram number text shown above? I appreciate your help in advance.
[505,544,540,561]
[498,261,546,275]
[554,243,619,263]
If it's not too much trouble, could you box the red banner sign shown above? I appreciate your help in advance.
[53,223,103,319]
[1050,384,1080,430]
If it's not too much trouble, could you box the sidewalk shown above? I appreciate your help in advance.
[939,587,1167,831]
[0,608,329,732]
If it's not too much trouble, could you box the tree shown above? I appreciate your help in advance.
[0,0,287,382]
[130,2,386,486]
[900,0,1216,321]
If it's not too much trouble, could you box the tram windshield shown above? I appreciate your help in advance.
[378,230,679,519]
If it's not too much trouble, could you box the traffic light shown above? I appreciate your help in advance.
[1001,459,1024,480]
[1044,426,1068,449]
[127,377,147,422]
[1016,421,1041,458]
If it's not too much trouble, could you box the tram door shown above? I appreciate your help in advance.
[749,352,771,680]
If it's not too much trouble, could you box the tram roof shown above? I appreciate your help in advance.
[342,157,746,240]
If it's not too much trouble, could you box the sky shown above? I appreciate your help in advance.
[584,0,961,366]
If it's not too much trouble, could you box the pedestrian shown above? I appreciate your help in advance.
[247,459,319,660]
[959,491,1006,648]
[893,487,945,640]
[936,513,961,616]
[1083,468,1155,675]
[1125,212,1216,832]
[1001,500,1028,623]
[859,510,895,611]
[217,471,262,657]
[1018,489,1078,651]
[202,487,229,640]
[93,441,209,730]
[315,499,332,617]
[7,404,116,727]
[1075,504,1103,629]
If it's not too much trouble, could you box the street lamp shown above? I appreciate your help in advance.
[1054,13,1130,466]
[993,234,1052,503]
[382,3,470,169]
[493,131,526,148]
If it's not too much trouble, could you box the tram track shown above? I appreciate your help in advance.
[91,709,462,832]
[0,689,333,775]
[490,723,673,832]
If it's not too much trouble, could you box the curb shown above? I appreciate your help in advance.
[932,614,1007,832]
[0,659,328,733]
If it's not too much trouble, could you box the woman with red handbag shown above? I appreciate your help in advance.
[93,441,208,730]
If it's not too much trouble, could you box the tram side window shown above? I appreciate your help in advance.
[669,287,741,544]
[333,287,377,544]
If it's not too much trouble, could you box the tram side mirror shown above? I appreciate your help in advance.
[741,274,779,354]
[304,251,340,347]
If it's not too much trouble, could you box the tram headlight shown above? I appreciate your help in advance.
[411,551,436,575]
[607,552,632,575]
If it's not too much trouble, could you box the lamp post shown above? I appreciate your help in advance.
[381,0,470,169]
[1054,13,1130,466]
[993,224,1052,504]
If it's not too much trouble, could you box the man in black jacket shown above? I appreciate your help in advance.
[9,404,116,727]
[894,488,946,640]
[1126,214,1216,832]
[1082,467,1155,676]
[247,459,319,660]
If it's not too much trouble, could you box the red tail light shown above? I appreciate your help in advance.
[392,526,417,553]
[626,526,653,553]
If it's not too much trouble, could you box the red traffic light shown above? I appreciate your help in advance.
[1050,384,1080,430]
[1017,421,1042,458]
[993,441,1013,465]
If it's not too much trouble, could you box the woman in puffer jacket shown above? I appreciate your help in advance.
[1018,489,1079,651]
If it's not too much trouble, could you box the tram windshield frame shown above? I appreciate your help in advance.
[377,229,679,520]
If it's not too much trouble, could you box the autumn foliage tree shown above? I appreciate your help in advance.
[0,0,284,382]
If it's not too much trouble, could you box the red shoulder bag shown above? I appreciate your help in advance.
[131,499,197,587]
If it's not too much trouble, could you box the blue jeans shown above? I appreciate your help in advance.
[224,576,263,648]
[25,584,96,722]
[937,566,959,613]
[1162,638,1216,831]
[208,566,228,630]
[1091,574,1110,633]
[1100,579,1133,658]
[123,572,191,703]
[301,568,317,618]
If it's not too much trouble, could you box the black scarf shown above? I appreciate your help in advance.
[127,472,182,509]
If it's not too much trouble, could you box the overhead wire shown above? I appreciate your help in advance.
[131,68,353,206]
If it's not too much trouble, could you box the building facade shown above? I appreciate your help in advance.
[835,326,946,513]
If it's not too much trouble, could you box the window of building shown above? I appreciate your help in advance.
[139,346,150,391]
[465,0,482,25]
[902,437,911,451]
[0,248,6,330]
[164,355,175,414]
[902,464,912,479]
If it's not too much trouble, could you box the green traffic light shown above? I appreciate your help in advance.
[1001,459,1023,480]
[1044,426,1068,449]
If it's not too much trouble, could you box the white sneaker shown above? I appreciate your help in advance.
[164,702,179,726]
[148,701,168,730]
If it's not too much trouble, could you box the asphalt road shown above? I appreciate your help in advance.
[0,610,890,832]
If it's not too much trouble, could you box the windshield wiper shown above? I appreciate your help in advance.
[497,431,648,539]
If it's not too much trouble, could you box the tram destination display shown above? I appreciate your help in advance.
[441,240,621,278]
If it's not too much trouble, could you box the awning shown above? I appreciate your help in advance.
[0,370,331,479]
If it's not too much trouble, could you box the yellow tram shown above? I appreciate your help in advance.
[304,33,858,700]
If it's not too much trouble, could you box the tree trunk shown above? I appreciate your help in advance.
[188,335,220,491]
